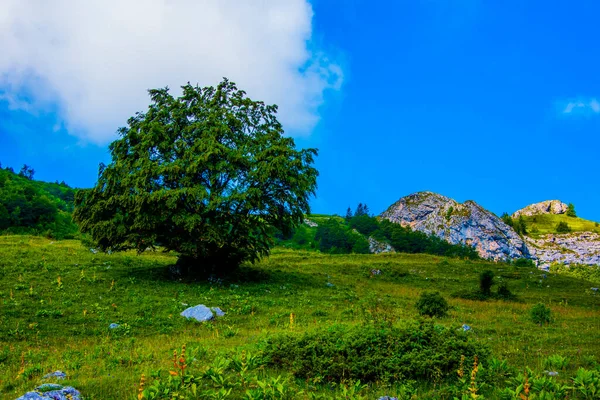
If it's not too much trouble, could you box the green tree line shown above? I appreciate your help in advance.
[0,164,78,238]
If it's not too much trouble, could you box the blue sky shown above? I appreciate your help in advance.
[1,0,599,221]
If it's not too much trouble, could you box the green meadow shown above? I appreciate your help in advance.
[523,214,600,237]
[1,235,599,399]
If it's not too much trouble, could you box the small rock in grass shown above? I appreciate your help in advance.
[181,305,225,322]
[326,282,335,287]
[462,324,471,332]
[592,288,598,293]
[108,323,120,329]
[378,397,399,400]
[211,307,225,317]
[42,370,66,380]
[545,371,559,377]
[16,385,81,400]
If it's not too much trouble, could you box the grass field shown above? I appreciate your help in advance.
[523,214,600,237]
[1,235,599,399]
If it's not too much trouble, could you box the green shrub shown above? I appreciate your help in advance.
[544,354,569,370]
[496,282,514,300]
[415,291,449,318]
[556,221,571,233]
[530,303,552,325]
[261,321,488,383]
[479,270,494,296]
[514,258,535,268]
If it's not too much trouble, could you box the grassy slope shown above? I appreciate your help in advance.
[1,236,599,398]
[523,214,600,237]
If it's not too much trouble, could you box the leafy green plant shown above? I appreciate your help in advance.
[416,291,449,318]
[261,321,487,383]
[530,303,552,326]
[571,367,599,399]
[514,258,535,268]
[556,221,572,233]
[544,355,569,371]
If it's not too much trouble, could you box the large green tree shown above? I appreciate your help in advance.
[74,79,318,274]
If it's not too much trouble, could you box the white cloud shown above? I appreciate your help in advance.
[562,98,600,115]
[0,0,342,144]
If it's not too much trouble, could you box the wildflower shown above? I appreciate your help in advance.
[137,374,145,400]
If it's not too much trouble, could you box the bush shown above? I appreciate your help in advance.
[261,321,488,383]
[416,291,449,318]
[479,270,495,296]
[556,221,571,233]
[530,303,552,325]
[514,258,535,268]
[496,282,517,301]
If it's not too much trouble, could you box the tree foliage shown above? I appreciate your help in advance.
[556,221,571,233]
[73,79,318,274]
[479,270,495,296]
[0,165,76,237]
[314,219,370,254]
[566,203,577,218]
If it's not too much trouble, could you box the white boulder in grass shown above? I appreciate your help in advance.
[181,305,225,322]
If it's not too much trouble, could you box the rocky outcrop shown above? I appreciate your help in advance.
[368,237,395,254]
[380,192,528,261]
[525,232,600,269]
[512,200,568,219]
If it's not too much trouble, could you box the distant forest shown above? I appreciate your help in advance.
[278,203,480,260]
[0,164,78,238]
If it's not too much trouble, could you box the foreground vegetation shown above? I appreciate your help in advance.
[1,236,599,399]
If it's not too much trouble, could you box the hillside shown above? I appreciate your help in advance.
[1,236,599,399]
[523,213,600,236]
[0,166,78,238]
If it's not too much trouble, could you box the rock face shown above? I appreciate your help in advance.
[380,192,528,261]
[512,200,568,219]
[525,232,600,268]
[368,237,395,254]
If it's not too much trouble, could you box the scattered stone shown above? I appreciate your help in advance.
[370,269,382,276]
[89,248,98,254]
[326,282,335,287]
[303,218,318,227]
[462,324,471,332]
[108,323,120,329]
[377,397,398,400]
[181,305,224,322]
[545,371,559,377]
[42,371,66,380]
[541,274,547,279]
[16,384,81,400]
[592,288,598,293]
